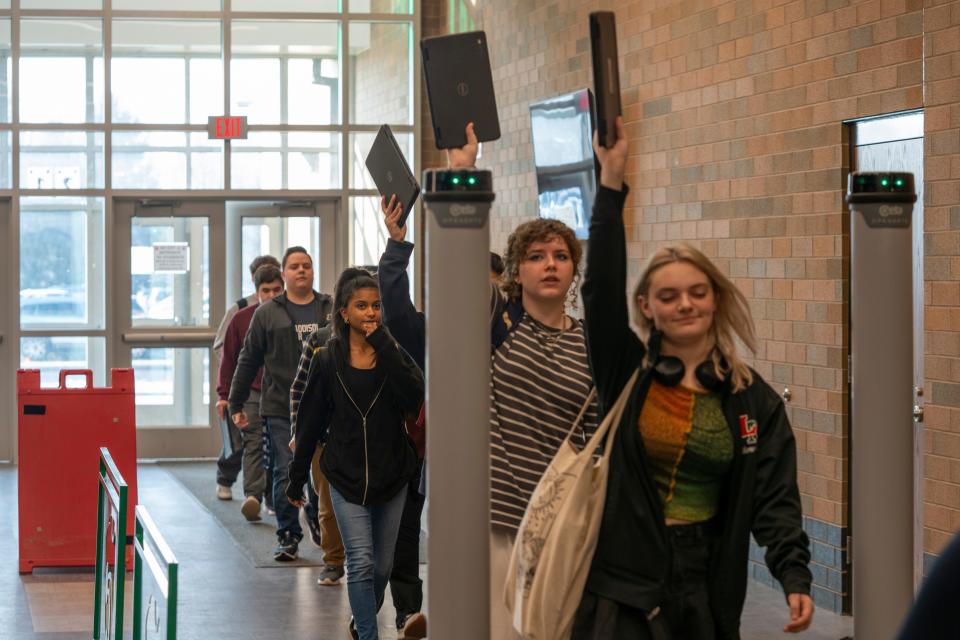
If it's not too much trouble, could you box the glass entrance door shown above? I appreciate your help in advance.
[112,199,225,457]
[226,200,339,301]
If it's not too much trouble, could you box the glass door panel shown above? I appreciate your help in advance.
[132,347,209,427]
[112,199,224,458]
[130,216,209,327]
[226,200,338,303]
[240,216,320,297]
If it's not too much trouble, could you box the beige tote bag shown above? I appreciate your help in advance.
[504,369,640,640]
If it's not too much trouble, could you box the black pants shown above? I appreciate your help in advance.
[389,460,425,624]
[572,520,722,640]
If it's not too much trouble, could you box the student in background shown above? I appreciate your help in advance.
[229,247,341,568]
[217,264,283,520]
[214,254,280,502]
[288,267,422,640]
[490,251,505,283]
[372,195,431,639]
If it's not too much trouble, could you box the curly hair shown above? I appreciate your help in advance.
[500,219,582,302]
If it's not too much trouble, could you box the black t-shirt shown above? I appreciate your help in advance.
[341,364,384,414]
[287,299,319,345]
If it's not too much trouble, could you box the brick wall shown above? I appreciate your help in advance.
[921,0,960,563]
[417,0,960,614]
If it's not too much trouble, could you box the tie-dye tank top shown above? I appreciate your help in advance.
[639,379,734,522]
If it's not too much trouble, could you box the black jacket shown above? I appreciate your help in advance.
[288,326,422,505]
[581,186,812,639]
[228,291,333,419]
[377,239,425,371]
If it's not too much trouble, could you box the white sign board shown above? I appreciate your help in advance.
[153,242,190,273]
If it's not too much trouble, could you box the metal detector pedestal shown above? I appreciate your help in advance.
[847,171,917,637]
[423,168,495,640]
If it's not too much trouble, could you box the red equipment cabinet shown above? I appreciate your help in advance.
[17,369,137,573]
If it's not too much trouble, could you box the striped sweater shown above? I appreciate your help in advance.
[490,313,599,534]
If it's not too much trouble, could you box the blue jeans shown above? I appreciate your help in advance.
[265,416,318,538]
[330,484,408,640]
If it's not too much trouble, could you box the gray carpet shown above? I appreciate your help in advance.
[158,461,327,568]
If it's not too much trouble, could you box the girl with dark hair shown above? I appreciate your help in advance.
[288,267,422,640]
[572,117,813,639]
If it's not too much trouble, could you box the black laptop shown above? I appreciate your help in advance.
[590,11,622,149]
[421,31,501,149]
[364,124,421,228]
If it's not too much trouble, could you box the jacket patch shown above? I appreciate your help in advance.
[739,414,758,454]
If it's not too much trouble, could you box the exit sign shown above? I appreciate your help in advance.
[207,116,248,140]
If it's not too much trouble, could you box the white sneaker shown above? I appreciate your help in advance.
[216,484,232,500]
[241,495,262,521]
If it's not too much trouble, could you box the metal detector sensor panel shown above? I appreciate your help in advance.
[846,170,916,638]
[847,172,916,228]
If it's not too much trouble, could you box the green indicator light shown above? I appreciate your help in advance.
[857,177,866,185]
[895,179,904,187]
[468,176,477,185]
[451,176,460,185]
[880,178,889,187]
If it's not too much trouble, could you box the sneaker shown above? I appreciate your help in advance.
[317,564,345,586]
[347,618,359,640]
[299,506,323,548]
[273,532,300,562]
[216,484,232,500]
[241,496,261,522]
[398,612,427,640]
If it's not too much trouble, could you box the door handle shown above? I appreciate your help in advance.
[122,331,215,345]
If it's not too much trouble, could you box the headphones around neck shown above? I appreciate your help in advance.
[647,330,727,393]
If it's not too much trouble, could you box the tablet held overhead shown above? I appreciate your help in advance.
[421,31,501,150]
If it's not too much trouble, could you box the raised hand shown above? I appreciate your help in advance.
[446,122,479,169]
[593,115,628,191]
[380,194,406,242]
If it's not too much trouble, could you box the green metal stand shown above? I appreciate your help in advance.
[93,447,129,640]
[132,505,179,640]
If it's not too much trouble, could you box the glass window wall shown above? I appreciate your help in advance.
[20,19,103,124]
[20,131,104,189]
[113,131,222,189]
[231,20,340,126]
[1,5,418,432]
[112,20,222,125]
[20,336,106,388]
[19,196,105,331]
[0,19,11,123]
[231,131,339,190]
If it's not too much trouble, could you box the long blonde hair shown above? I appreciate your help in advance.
[633,243,757,392]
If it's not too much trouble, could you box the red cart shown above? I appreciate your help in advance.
[17,369,137,573]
